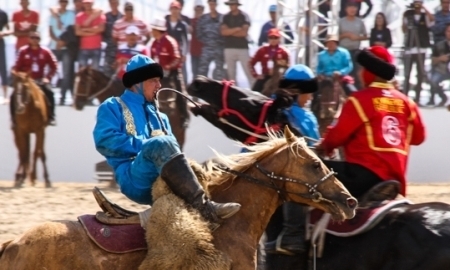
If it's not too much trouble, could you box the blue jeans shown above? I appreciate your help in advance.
[428,70,450,102]
[52,49,73,102]
[78,49,102,70]
[118,135,181,205]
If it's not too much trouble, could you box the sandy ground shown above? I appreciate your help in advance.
[1,180,450,244]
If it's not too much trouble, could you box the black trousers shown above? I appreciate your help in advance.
[10,83,55,122]
[252,75,271,93]
[322,160,383,198]
[403,53,426,99]
[0,39,7,86]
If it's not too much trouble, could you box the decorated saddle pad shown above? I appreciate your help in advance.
[78,214,147,253]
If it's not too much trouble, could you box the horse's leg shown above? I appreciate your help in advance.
[23,132,31,186]
[13,130,29,187]
[39,130,51,188]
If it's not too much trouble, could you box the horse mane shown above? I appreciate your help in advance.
[13,73,42,102]
[205,129,307,186]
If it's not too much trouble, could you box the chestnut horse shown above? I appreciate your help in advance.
[0,127,357,270]
[261,61,289,97]
[73,67,186,149]
[11,72,51,188]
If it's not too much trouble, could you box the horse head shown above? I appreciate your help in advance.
[187,75,295,143]
[73,67,121,111]
[12,72,32,114]
[210,125,357,221]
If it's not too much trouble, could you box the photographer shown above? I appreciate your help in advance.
[428,24,450,106]
[402,0,434,105]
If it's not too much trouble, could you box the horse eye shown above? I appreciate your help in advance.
[313,161,321,169]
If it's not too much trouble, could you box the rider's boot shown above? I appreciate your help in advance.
[265,202,307,255]
[47,95,56,126]
[175,93,190,128]
[161,153,241,230]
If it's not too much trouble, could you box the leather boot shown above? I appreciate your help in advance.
[265,202,307,255]
[160,154,241,227]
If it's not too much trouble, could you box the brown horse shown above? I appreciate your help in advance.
[11,72,51,188]
[261,61,289,97]
[311,76,346,136]
[0,127,357,270]
[73,67,186,149]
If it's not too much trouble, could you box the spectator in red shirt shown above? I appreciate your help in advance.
[249,29,290,93]
[115,25,149,80]
[150,17,189,129]
[75,0,106,70]
[190,1,205,80]
[11,32,58,126]
[12,0,39,52]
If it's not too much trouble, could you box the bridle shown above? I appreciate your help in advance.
[218,162,336,203]
[217,80,280,144]
[74,68,119,101]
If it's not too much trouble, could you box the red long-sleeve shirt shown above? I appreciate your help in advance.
[321,82,426,196]
[249,44,289,77]
[150,34,181,70]
[12,45,57,80]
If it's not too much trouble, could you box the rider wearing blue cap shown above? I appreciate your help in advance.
[93,54,240,228]
[280,64,320,143]
[266,64,319,255]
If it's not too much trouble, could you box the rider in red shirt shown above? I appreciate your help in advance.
[11,31,58,126]
[149,17,189,129]
[249,28,290,93]
[316,46,426,198]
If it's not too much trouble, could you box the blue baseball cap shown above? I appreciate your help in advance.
[269,5,277,12]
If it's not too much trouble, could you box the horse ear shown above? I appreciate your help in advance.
[284,125,296,144]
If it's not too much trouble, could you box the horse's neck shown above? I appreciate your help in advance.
[210,172,282,246]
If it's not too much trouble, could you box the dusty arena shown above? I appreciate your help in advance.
[0,180,449,244]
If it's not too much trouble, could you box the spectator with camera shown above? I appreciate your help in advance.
[428,24,450,107]
[402,0,434,104]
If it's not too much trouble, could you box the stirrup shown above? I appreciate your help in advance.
[95,211,141,225]
[92,186,139,218]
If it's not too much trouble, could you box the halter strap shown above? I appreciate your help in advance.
[217,80,280,144]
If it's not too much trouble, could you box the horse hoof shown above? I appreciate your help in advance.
[45,182,52,188]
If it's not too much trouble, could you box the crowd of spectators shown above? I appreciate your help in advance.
[0,0,450,108]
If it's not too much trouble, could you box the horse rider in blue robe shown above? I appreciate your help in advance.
[93,54,241,228]
[266,64,320,255]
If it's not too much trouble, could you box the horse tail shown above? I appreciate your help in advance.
[0,240,12,258]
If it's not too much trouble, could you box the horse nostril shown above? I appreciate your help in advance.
[346,197,358,209]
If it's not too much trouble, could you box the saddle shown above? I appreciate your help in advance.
[306,181,411,257]
[92,187,141,225]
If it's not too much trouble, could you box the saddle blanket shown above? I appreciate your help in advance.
[308,199,412,237]
[78,214,147,253]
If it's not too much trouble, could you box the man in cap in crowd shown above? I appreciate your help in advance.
[258,4,294,46]
[196,0,225,80]
[11,31,58,127]
[149,17,190,129]
[265,64,320,255]
[115,25,149,80]
[93,54,241,229]
[221,0,254,87]
[316,34,356,96]
[316,46,426,200]
[249,28,290,93]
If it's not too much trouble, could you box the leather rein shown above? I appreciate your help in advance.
[217,163,336,203]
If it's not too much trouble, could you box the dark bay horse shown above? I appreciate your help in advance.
[187,75,298,144]
[73,67,187,149]
[264,202,450,270]
[11,72,51,188]
[311,76,346,136]
[261,61,288,97]
[0,128,357,269]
